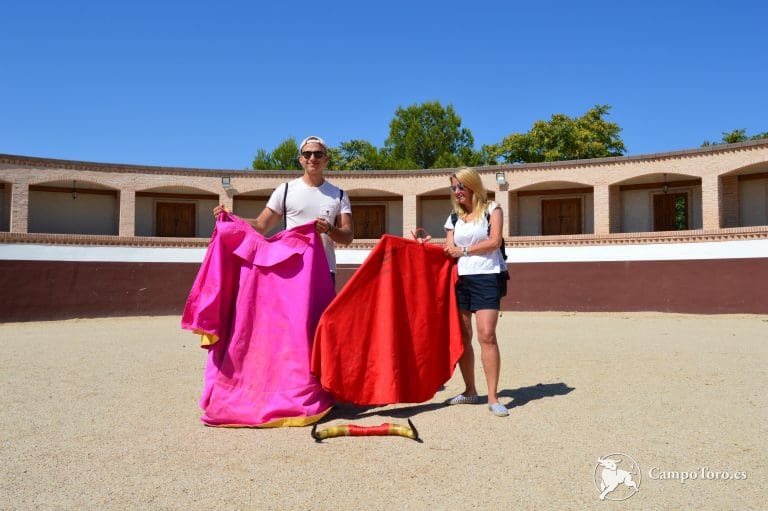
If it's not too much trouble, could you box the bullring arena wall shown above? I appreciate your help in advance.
[1,234,767,322]
[1,140,767,321]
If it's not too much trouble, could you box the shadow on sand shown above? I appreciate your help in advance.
[320,381,574,423]
[498,382,574,409]
[322,402,446,422]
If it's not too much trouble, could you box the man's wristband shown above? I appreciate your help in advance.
[463,246,468,257]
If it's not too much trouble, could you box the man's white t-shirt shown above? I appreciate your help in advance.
[444,201,504,276]
[266,177,352,272]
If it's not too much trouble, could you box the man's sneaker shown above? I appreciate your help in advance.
[447,393,481,405]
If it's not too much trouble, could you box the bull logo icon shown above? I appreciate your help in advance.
[593,453,641,501]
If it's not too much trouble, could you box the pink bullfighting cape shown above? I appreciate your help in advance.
[311,235,464,405]
[181,213,334,427]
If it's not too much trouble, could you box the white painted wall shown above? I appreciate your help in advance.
[28,191,118,235]
[387,201,403,237]
[690,186,703,229]
[4,239,768,263]
[421,199,451,238]
[621,189,652,232]
[582,195,594,233]
[196,199,219,237]
[135,196,154,236]
[234,198,280,236]
[740,178,768,226]
[518,196,539,235]
[233,199,265,220]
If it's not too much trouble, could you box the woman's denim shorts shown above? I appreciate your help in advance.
[455,273,501,312]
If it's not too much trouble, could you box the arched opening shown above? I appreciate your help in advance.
[28,180,119,235]
[614,173,702,232]
[721,163,768,228]
[347,188,403,239]
[135,185,218,238]
[513,181,593,236]
[0,180,10,232]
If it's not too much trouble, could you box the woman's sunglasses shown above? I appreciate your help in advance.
[449,183,466,192]
[301,151,327,159]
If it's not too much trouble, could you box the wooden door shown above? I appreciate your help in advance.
[156,202,196,237]
[653,193,688,231]
[353,205,385,239]
[541,198,582,235]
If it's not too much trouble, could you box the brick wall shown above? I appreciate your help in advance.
[1,140,767,240]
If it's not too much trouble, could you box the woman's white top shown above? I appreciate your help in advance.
[444,202,504,276]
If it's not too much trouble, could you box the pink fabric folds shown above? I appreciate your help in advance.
[181,213,334,427]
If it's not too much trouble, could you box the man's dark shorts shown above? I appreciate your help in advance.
[456,273,501,312]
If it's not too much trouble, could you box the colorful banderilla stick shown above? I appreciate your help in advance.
[311,419,421,443]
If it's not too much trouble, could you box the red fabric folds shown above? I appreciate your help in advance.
[311,235,464,405]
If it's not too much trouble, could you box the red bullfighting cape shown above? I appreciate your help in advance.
[311,235,464,405]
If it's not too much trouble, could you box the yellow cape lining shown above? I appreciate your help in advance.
[195,331,218,346]
[208,406,332,428]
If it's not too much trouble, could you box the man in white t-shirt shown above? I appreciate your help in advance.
[214,136,353,278]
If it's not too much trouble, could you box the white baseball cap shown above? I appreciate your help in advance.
[299,135,327,152]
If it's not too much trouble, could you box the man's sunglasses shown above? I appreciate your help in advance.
[301,151,327,159]
[450,183,466,192]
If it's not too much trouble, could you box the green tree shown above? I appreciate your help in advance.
[271,138,301,170]
[251,138,301,170]
[433,146,487,169]
[325,146,343,170]
[485,105,626,163]
[675,196,687,230]
[251,148,273,170]
[329,140,386,170]
[384,101,478,169]
[702,129,768,146]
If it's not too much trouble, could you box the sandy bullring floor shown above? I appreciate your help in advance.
[1,312,766,510]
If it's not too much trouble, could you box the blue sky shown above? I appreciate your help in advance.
[2,1,766,170]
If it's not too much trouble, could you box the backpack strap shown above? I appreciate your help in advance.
[452,211,491,233]
[282,182,289,231]
[451,208,491,231]
[485,201,497,235]
[334,189,345,228]
[486,203,508,261]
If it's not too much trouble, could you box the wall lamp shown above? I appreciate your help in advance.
[71,180,77,199]
[221,176,231,188]
[495,171,507,186]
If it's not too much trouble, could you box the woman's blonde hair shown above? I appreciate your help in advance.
[450,167,489,223]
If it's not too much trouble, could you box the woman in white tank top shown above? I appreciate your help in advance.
[443,167,509,417]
